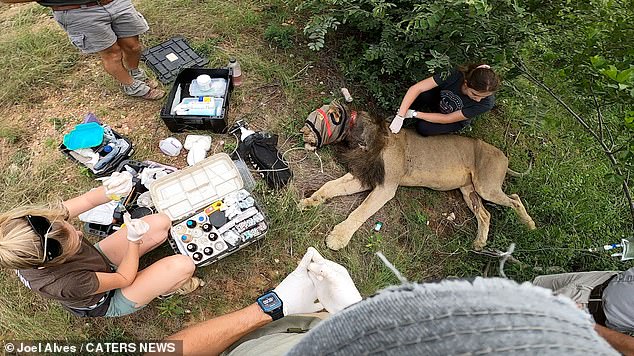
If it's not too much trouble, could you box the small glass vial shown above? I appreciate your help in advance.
[228,58,243,87]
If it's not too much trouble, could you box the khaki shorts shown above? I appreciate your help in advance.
[51,0,149,54]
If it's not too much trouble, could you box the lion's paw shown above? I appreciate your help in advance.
[472,239,487,251]
[326,226,353,250]
[298,197,320,210]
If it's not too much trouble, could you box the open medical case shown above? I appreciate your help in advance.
[59,124,134,177]
[150,153,268,266]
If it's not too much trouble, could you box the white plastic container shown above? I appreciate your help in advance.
[150,153,268,266]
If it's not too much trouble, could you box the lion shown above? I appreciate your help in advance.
[298,113,536,250]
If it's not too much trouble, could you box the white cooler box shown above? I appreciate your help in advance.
[150,153,268,266]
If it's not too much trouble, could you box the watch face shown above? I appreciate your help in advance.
[258,292,282,312]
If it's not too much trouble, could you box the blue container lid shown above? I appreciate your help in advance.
[63,122,105,150]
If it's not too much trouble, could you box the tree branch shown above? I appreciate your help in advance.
[590,83,605,144]
[513,58,634,223]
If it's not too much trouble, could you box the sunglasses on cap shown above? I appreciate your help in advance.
[25,215,63,263]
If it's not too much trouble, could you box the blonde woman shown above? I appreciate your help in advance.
[0,173,202,317]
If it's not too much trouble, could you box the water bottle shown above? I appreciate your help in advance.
[228,58,243,87]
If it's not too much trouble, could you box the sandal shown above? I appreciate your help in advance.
[146,79,159,89]
[159,277,205,298]
[141,87,165,100]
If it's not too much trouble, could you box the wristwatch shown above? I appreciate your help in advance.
[256,290,284,321]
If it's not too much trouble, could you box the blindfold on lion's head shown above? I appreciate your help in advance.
[301,101,389,189]
[301,100,358,150]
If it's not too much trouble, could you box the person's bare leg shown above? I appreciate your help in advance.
[97,213,171,265]
[98,42,134,85]
[117,36,142,70]
[121,254,196,306]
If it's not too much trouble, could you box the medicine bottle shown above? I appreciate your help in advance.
[228,58,243,87]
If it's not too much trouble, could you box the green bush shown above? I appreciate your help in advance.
[298,0,533,109]
[264,23,296,49]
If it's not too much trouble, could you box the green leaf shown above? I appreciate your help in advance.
[600,65,618,81]
[617,68,634,83]
[590,55,606,69]
[625,111,634,129]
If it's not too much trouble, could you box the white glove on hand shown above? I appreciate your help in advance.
[123,212,150,242]
[307,248,362,314]
[389,115,405,134]
[274,248,324,316]
[405,109,416,119]
[100,171,134,200]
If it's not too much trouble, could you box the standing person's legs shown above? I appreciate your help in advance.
[116,36,142,71]
[98,43,135,85]
[109,0,163,96]
[52,1,160,98]
[53,5,136,85]
[533,271,618,304]
[117,36,159,89]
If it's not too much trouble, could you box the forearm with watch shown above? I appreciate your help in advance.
[165,274,310,355]
[413,110,466,124]
[166,303,272,356]
[165,248,324,355]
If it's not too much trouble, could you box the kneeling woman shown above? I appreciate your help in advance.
[0,174,203,317]
[390,64,500,135]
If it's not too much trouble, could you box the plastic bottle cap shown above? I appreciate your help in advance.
[229,58,236,63]
[103,145,113,153]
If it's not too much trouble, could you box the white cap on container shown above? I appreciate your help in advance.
[159,137,183,156]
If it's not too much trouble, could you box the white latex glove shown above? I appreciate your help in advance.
[274,248,324,316]
[187,143,208,166]
[99,171,134,200]
[389,114,405,134]
[405,109,416,119]
[307,248,362,314]
[123,212,150,242]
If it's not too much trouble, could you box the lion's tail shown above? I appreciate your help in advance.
[506,151,534,178]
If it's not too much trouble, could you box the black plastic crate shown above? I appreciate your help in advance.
[160,67,233,133]
[59,125,134,178]
[141,36,209,84]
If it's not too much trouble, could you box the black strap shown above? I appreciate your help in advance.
[588,275,617,326]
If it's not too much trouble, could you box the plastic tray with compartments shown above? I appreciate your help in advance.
[150,153,268,266]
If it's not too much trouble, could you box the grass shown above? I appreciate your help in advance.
[0,4,79,105]
[0,0,632,345]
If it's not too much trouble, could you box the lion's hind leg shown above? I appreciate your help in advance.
[298,173,368,210]
[460,184,491,250]
[475,185,536,230]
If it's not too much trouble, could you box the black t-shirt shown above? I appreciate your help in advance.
[432,69,495,120]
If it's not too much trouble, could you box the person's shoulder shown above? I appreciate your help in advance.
[433,68,462,86]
